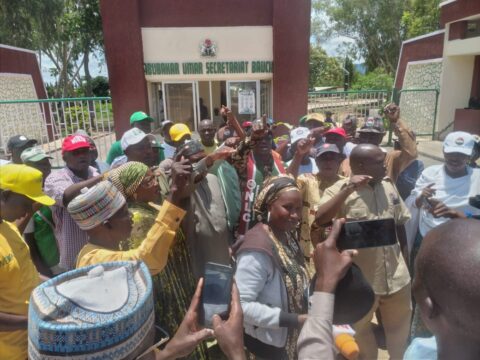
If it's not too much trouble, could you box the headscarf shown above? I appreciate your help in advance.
[253,174,299,223]
[107,161,149,199]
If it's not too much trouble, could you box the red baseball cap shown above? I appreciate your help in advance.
[325,127,347,138]
[62,134,91,154]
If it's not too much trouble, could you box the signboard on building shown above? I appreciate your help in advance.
[144,60,273,76]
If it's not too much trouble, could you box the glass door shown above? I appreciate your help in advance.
[226,80,260,123]
[162,81,197,131]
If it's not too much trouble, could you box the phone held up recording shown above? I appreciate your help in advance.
[200,262,234,328]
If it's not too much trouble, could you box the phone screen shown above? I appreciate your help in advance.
[201,262,233,327]
[337,218,397,250]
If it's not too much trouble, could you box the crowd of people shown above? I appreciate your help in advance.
[1,104,479,360]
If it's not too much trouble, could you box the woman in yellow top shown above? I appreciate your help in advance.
[69,161,191,274]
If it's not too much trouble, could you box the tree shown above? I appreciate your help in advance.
[351,68,393,90]
[0,0,103,98]
[343,56,357,90]
[313,0,405,74]
[402,0,440,39]
[309,46,343,89]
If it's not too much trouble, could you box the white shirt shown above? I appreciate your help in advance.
[286,157,319,175]
[412,165,480,236]
[343,142,356,157]
[162,142,176,159]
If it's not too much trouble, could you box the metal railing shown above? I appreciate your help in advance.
[307,89,392,118]
[0,97,114,167]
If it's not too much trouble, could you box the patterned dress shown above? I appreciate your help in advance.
[123,203,209,360]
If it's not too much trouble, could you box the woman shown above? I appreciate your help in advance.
[235,175,310,360]
[107,161,160,249]
[108,162,207,360]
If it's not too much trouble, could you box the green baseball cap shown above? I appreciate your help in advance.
[129,111,154,124]
[21,147,53,163]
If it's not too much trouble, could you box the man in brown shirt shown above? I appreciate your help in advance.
[316,144,411,360]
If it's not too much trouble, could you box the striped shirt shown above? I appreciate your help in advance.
[44,166,99,270]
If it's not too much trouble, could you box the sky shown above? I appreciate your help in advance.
[39,52,108,85]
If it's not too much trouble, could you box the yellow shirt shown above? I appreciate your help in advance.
[320,178,411,295]
[0,221,40,360]
[76,201,185,275]
[296,174,344,256]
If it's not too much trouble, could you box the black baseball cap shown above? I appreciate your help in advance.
[7,135,37,152]
[315,143,341,158]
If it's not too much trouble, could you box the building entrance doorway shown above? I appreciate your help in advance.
[154,79,271,131]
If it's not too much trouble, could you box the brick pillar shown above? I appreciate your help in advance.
[100,0,148,138]
[272,0,311,125]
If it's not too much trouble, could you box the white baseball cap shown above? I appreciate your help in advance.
[443,131,475,156]
[290,127,310,145]
[121,128,154,151]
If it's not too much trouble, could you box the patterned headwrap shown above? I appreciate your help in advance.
[107,161,149,199]
[253,175,299,223]
[67,181,126,230]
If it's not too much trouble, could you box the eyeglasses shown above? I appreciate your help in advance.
[140,175,158,189]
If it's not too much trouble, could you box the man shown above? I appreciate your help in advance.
[199,119,217,154]
[304,113,329,149]
[355,104,417,183]
[106,111,164,164]
[230,119,286,235]
[44,134,103,270]
[160,120,176,159]
[0,164,55,360]
[316,144,412,360]
[111,128,157,168]
[29,260,247,360]
[6,135,37,164]
[174,140,232,279]
[75,130,110,174]
[296,144,345,258]
[20,147,60,276]
[286,127,317,176]
[404,219,480,360]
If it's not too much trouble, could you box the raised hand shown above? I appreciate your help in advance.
[383,103,400,123]
[159,279,214,359]
[347,175,372,191]
[295,137,314,157]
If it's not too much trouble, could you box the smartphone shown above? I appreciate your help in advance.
[337,218,397,250]
[200,262,234,327]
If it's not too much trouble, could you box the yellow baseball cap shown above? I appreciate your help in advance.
[0,164,55,206]
[169,123,192,142]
